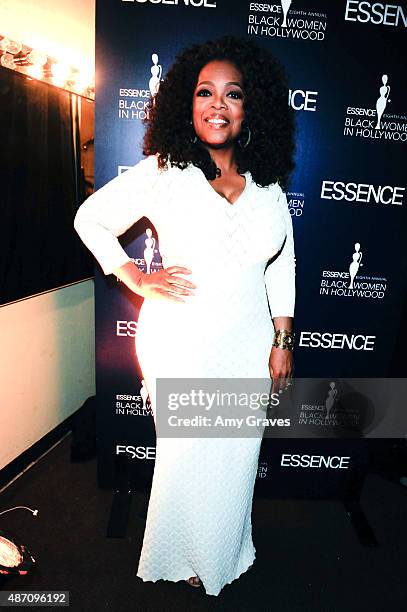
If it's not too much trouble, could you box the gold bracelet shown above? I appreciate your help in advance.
[272,329,295,351]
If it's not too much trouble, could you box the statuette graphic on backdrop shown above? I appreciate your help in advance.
[348,243,363,289]
[375,74,391,129]
[144,228,156,274]
[325,382,338,420]
[281,0,292,27]
[149,53,162,98]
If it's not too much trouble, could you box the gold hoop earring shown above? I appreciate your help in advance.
[189,120,197,144]
[239,124,251,149]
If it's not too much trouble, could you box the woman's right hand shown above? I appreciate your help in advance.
[137,266,196,302]
[113,261,196,302]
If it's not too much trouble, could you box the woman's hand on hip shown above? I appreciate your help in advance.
[137,266,196,302]
[113,261,196,302]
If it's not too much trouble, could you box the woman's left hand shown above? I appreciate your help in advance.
[268,347,294,393]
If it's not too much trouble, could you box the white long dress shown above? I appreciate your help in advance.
[74,154,296,596]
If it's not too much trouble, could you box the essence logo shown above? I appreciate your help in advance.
[320,243,388,300]
[289,89,318,112]
[116,445,156,460]
[248,1,328,41]
[344,1,407,27]
[299,331,376,351]
[118,52,163,121]
[321,181,404,206]
[121,0,216,7]
[298,382,362,428]
[117,321,137,337]
[281,454,351,469]
[344,74,407,141]
[115,381,152,416]
[118,92,150,119]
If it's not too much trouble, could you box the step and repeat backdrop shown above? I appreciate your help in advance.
[94,0,406,496]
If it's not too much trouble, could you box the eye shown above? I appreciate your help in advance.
[227,90,243,100]
[196,88,211,97]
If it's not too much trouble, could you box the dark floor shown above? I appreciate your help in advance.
[0,435,406,612]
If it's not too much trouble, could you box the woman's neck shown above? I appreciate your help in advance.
[205,146,237,176]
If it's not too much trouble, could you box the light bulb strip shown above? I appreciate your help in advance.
[0,34,94,100]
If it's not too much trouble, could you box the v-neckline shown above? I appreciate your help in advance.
[192,165,252,208]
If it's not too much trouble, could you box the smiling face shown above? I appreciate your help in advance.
[192,60,245,149]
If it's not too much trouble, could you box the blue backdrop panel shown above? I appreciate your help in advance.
[95,0,406,495]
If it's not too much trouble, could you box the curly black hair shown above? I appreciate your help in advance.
[143,36,296,190]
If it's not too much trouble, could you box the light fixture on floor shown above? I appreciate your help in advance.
[0,506,38,575]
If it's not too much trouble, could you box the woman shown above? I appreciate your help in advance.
[74,36,296,596]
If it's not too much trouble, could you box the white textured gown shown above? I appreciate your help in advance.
[74,155,296,596]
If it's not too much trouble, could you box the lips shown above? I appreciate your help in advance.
[205,114,229,128]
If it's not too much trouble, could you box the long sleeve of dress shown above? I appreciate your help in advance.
[73,155,160,275]
[264,186,296,318]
